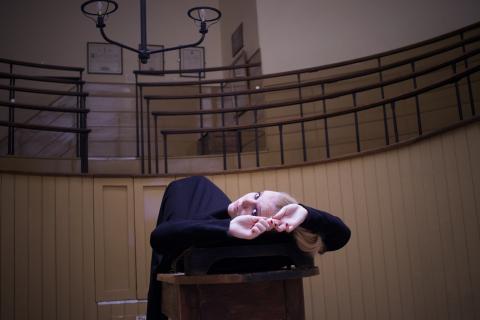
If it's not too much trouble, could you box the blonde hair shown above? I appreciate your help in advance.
[271,191,326,255]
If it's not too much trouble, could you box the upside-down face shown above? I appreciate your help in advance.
[227,191,283,218]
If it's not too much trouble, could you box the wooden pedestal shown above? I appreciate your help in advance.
[158,268,318,320]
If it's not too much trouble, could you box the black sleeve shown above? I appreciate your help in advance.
[299,205,351,252]
[150,219,231,256]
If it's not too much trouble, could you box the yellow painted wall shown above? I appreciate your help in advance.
[1,121,480,319]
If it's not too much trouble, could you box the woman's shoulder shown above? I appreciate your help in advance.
[169,176,212,188]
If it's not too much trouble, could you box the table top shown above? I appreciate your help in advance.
[157,267,319,285]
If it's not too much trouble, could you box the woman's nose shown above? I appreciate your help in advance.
[240,198,254,208]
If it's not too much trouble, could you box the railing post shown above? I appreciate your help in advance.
[321,84,330,158]
[80,130,87,173]
[236,128,242,169]
[79,89,88,173]
[391,101,399,143]
[147,98,152,173]
[198,71,203,132]
[377,57,390,146]
[75,83,81,157]
[235,93,243,154]
[8,63,15,155]
[296,73,307,162]
[135,74,140,157]
[279,124,284,165]
[198,71,205,154]
[451,63,464,120]
[353,93,361,152]
[460,32,475,116]
[254,109,260,167]
[79,84,88,173]
[163,133,168,174]
[410,62,423,135]
[155,115,159,174]
[140,87,145,174]
[221,83,227,170]
[80,128,89,174]
[222,128,227,171]
[247,69,253,110]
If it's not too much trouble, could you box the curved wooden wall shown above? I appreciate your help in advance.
[1,121,479,320]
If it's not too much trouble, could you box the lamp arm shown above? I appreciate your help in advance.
[148,33,206,54]
[99,27,141,54]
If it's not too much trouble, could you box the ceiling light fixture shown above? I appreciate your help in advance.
[81,0,221,64]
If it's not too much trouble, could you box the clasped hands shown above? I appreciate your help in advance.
[228,203,307,240]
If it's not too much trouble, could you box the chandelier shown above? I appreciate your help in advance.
[81,0,221,64]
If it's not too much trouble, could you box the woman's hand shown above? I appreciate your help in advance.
[228,215,273,240]
[271,203,307,233]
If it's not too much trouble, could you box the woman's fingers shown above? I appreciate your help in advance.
[275,223,287,232]
[251,225,261,235]
[258,218,270,230]
[272,206,287,220]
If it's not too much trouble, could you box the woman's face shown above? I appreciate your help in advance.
[228,191,281,218]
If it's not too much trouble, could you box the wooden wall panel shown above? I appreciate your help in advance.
[465,122,480,319]
[385,150,416,320]
[81,177,97,320]
[133,177,172,299]
[1,174,15,320]
[14,175,29,320]
[441,133,475,319]
[350,158,377,320]
[299,166,316,320]
[402,147,430,318]
[362,156,391,320]
[27,176,42,320]
[338,161,364,320]
[224,173,239,199]
[69,177,84,320]
[41,177,56,320]
[308,164,328,320]
[0,121,479,320]
[94,178,136,301]
[55,177,70,320]
[451,128,480,319]
[374,154,404,320]
[326,162,352,320]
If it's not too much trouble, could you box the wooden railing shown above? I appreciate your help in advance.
[135,21,480,174]
[0,59,89,173]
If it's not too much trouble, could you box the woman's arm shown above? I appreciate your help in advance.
[150,215,273,256]
[150,219,231,255]
[271,204,351,252]
[299,205,351,251]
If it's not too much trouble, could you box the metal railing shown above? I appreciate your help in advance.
[134,21,480,174]
[135,50,261,173]
[0,59,89,173]
[157,63,479,173]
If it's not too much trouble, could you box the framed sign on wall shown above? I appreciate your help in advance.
[179,46,205,78]
[87,42,123,74]
[138,44,164,73]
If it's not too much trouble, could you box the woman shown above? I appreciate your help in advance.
[147,176,350,319]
